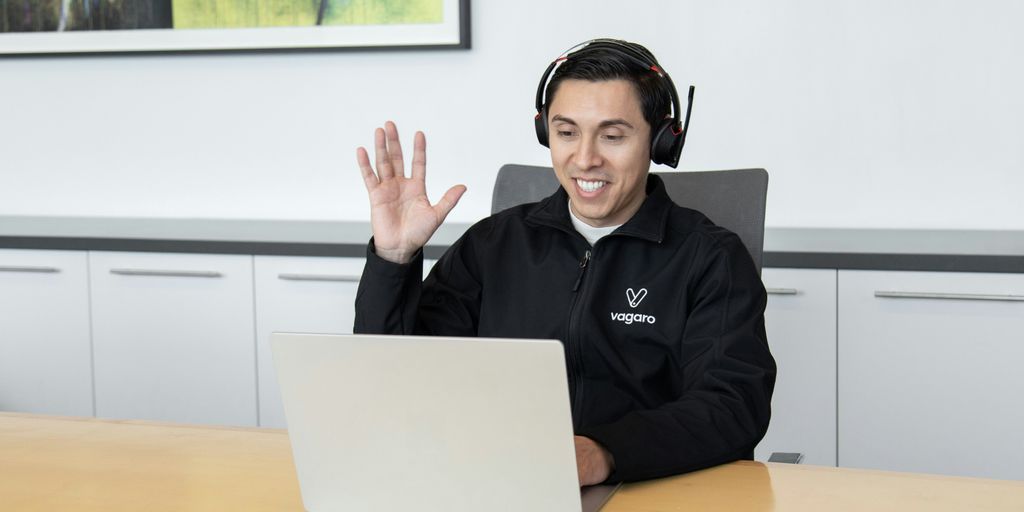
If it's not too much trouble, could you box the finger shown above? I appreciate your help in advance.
[385,121,405,178]
[374,127,394,179]
[411,131,427,181]
[433,184,467,223]
[356,147,378,192]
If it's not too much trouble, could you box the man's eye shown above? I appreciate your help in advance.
[602,134,625,142]
[557,130,577,138]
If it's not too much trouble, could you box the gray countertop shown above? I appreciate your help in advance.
[0,216,463,245]
[760,228,1024,273]
[762,228,1024,256]
[3,216,1024,273]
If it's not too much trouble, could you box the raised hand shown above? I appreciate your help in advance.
[357,121,466,264]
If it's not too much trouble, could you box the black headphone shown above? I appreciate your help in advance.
[534,39,695,168]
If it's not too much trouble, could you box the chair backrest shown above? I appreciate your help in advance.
[492,164,769,274]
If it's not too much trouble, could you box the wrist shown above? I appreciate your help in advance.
[374,245,417,265]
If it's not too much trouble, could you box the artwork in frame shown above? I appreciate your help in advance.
[0,0,469,55]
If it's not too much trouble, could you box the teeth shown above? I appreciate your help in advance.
[576,179,607,193]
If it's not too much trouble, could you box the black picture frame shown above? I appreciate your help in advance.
[0,0,470,56]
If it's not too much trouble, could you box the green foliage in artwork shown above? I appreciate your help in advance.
[323,0,442,26]
[1,0,173,32]
[171,0,442,29]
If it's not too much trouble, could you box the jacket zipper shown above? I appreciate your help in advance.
[566,249,591,428]
[572,250,591,291]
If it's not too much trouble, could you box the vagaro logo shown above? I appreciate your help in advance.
[611,288,656,325]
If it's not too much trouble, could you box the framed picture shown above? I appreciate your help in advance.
[0,0,469,55]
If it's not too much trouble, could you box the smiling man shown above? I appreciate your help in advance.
[354,39,776,485]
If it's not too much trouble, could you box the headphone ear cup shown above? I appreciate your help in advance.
[534,108,550,148]
[650,118,679,166]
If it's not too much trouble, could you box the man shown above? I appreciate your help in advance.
[354,39,775,486]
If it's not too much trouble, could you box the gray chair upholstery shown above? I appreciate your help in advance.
[491,164,769,274]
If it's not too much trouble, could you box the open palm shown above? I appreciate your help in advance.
[357,122,466,264]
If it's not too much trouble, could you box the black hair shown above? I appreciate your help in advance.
[544,40,673,137]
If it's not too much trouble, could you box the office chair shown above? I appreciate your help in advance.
[491,164,769,274]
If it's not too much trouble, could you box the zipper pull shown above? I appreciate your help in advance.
[572,250,591,291]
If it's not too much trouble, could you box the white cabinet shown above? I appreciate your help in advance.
[89,252,257,426]
[253,256,365,428]
[254,256,437,427]
[0,250,93,416]
[838,270,1024,480]
[755,268,837,466]
[12,241,1023,480]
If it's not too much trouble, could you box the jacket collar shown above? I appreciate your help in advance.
[525,173,673,243]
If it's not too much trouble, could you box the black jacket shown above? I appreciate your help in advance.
[354,174,776,482]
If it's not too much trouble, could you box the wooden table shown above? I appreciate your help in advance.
[3,413,1023,511]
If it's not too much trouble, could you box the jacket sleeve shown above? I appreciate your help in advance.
[577,235,776,483]
[353,235,482,336]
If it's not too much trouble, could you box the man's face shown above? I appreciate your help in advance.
[548,79,652,228]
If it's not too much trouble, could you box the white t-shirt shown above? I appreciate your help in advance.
[568,201,621,246]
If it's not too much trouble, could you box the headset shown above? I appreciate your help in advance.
[534,39,695,168]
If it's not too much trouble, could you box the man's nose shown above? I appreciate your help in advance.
[573,136,602,170]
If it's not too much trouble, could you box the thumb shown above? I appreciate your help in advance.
[433,184,467,223]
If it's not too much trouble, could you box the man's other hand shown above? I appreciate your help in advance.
[575,435,614,486]
[356,121,466,264]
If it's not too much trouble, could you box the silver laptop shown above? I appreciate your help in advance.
[271,333,619,512]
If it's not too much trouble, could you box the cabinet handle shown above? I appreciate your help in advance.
[110,269,223,278]
[0,265,60,273]
[766,288,799,295]
[278,273,361,283]
[874,291,1024,302]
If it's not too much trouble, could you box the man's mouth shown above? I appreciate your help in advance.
[575,178,607,193]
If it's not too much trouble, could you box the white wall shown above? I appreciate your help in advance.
[1,0,1022,230]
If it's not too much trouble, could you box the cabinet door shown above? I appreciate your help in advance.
[254,256,364,428]
[838,270,1024,480]
[89,252,257,426]
[0,250,93,416]
[755,268,837,466]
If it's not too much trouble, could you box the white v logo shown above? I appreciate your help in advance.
[626,288,648,308]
